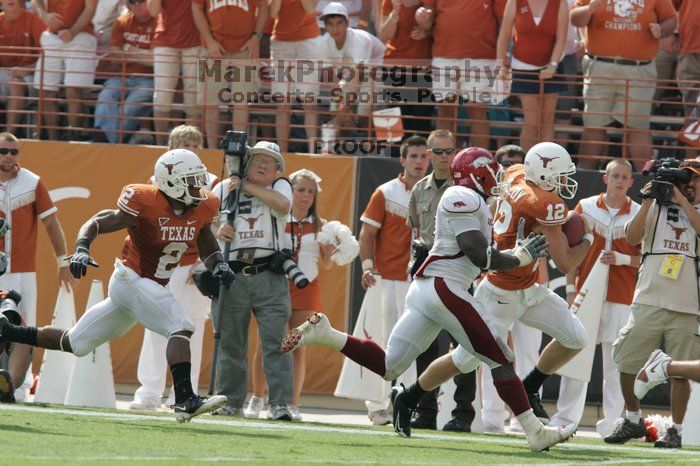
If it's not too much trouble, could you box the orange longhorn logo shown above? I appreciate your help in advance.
[667,223,687,240]
[242,214,263,229]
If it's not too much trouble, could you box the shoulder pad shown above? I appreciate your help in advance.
[440,186,482,214]
[126,184,158,207]
[531,190,568,225]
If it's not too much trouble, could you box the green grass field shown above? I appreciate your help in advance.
[1,404,699,465]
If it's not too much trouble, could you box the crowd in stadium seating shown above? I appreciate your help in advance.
[0,0,698,166]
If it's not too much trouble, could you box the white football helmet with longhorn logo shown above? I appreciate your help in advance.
[154,149,209,206]
[524,142,578,199]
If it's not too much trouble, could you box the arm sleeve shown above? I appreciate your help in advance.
[35,179,57,219]
[381,0,392,16]
[656,0,678,21]
[117,184,144,217]
[360,189,386,228]
[271,178,293,218]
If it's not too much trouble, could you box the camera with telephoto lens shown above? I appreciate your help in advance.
[268,249,309,289]
[220,130,250,177]
[641,157,693,206]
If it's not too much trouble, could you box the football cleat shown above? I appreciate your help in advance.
[390,385,413,437]
[604,418,647,444]
[369,409,392,426]
[527,392,550,425]
[173,395,227,423]
[634,349,672,400]
[655,426,682,449]
[281,313,342,353]
[527,422,577,452]
[0,369,15,403]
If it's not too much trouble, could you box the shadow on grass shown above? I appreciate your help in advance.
[0,422,76,437]
[133,422,286,440]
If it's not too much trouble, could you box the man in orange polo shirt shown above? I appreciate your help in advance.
[0,132,76,401]
[572,0,677,170]
[549,159,641,437]
[417,0,507,149]
[30,0,98,141]
[0,0,45,134]
[357,135,429,425]
[192,0,268,149]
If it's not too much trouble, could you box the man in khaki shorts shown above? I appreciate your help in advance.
[192,0,268,148]
[606,158,700,448]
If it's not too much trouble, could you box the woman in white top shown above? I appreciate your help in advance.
[246,169,336,421]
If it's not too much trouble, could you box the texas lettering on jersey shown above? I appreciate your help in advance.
[117,184,220,285]
[488,165,568,291]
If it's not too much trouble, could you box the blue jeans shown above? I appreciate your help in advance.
[94,76,154,143]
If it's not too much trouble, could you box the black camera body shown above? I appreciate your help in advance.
[642,157,693,206]
[220,130,249,177]
[268,249,309,289]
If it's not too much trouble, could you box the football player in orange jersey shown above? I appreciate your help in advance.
[0,149,234,423]
[395,142,594,427]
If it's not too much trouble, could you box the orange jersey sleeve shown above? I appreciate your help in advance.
[35,178,57,219]
[361,189,386,228]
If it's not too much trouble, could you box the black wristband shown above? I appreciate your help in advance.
[76,238,91,251]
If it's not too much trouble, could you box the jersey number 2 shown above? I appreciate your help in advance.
[155,242,188,279]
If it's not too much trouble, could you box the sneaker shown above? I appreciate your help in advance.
[369,409,392,426]
[635,349,672,400]
[267,404,293,421]
[527,422,577,452]
[410,415,437,430]
[281,313,342,353]
[603,418,647,444]
[527,392,550,425]
[212,405,244,417]
[289,405,302,421]
[655,426,682,448]
[443,418,470,433]
[0,370,15,403]
[129,398,161,411]
[173,395,227,423]
[390,385,413,436]
[244,396,265,419]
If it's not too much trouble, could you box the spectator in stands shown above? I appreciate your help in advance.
[246,169,338,422]
[572,0,677,169]
[192,0,268,149]
[379,0,433,139]
[93,0,155,144]
[321,3,385,132]
[31,0,98,141]
[555,0,582,127]
[0,132,76,401]
[498,0,570,151]
[317,0,371,30]
[355,135,429,425]
[676,0,700,118]
[0,0,45,134]
[147,0,201,146]
[269,0,322,153]
[418,0,506,149]
[495,143,525,168]
[92,0,123,47]
[550,159,641,438]
[130,125,218,411]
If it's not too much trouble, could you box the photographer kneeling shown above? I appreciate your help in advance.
[212,141,295,420]
[607,158,700,448]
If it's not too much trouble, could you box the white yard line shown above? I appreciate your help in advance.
[1,404,697,460]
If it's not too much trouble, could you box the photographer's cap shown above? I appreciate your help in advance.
[249,141,285,172]
[681,157,700,176]
[320,2,349,21]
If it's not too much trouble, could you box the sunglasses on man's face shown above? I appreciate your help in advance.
[430,148,455,155]
[128,0,146,4]
[0,148,19,155]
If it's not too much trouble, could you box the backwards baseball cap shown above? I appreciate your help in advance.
[319,2,349,21]
[248,141,285,172]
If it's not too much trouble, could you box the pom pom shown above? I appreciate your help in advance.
[644,414,671,443]
[318,221,360,266]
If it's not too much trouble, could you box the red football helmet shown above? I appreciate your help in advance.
[450,147,501,196]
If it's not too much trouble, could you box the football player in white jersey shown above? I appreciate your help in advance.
[281,148,577,451]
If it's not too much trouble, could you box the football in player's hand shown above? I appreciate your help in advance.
[562,211,585,247]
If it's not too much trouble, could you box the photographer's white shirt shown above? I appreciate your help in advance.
[631,202,700,315]
[215,177,293,261]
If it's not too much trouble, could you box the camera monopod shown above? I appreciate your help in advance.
[208,131,248,396]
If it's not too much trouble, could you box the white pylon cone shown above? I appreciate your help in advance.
[33,287,77,404]
[64,280,116,409]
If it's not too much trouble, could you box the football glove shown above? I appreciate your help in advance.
[212,261,235,288]
[0,252,7,277]
[69,246,99,279]
[512,218,549,267]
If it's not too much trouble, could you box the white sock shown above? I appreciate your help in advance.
[516,409,542,436]
[673,423,683,433]
[330,328,348,350]
[626,410,641,424]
